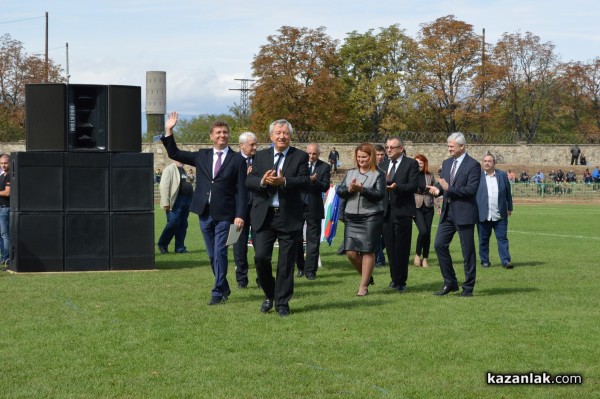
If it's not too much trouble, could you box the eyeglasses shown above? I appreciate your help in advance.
[385,145,401,150]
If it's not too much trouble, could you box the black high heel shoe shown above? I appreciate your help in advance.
[368,276,375,286]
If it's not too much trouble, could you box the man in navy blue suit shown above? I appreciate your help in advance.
[476,152,513,269]
[428,132,480,297]
[162,112,247,305]
[246,119,310,317]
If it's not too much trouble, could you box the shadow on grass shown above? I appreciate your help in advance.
[293,297,393,314]
[477,286,539,296]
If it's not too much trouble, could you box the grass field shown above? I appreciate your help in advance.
[1,204,598,398]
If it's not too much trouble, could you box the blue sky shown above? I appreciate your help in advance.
[3,0,599,116]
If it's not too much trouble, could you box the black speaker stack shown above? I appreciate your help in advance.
[9,83,155,272]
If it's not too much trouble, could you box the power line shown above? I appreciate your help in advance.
[0,15,45,24]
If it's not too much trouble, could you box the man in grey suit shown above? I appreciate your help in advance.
[428,132,480,297]
[476,152,513,269]
[162,112,247,305]
[246,119,310,317]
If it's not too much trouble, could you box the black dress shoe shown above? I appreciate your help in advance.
[395,285,406,293]
[388,281,398,289]
[434,285,459,296]
[260,299,273,313]
[481,262,491,268]
[460,290,473,297]
[175,249,189,254]
[296,270,304,277]
[208,297,224,305]
[277,307,290,317]
[502,262,513,269]
[158,245,169,254]
[305,273,316,280]
[223,289,231,301]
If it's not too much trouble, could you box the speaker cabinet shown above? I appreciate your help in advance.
[65,153,109,211]
[111,153,154,211]
[110,212,155,270]
[10,212,64,272]
[67,84,108,151]
[10,152,64,212]
[25,84,67,151]
[107,85,142,152]
[25,83,141,152]
[65,213,110,271]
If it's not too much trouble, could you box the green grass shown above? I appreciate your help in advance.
[1,204,598,398]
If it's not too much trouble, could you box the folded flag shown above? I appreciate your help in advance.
[321,185,340,246]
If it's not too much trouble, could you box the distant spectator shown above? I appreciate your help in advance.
[532,170,545,184]
[507,169,516,184]
[565,170,576,183]
[328,147,340,175]
[548,169,557,183]
[579,153,587,166]
[592,166,600,190]
[554,169,565,194]
[154,168,162,184]
[519,170,530,183]
[570,145,581,165]
[583,169,592,185]
[186,168,195,184]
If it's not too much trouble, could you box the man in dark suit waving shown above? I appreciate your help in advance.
[162,112,247,305]
[476,152,513,269]
[296,143,331,280]
[428,132,480,297]
[381,137,419,292]
[246,119,310,317]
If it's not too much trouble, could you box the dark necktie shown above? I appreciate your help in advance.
[387,160,397,182]
[214,151,223,177]
[274,152,282,176]
[449,159,458,186]
[309,162,314,175]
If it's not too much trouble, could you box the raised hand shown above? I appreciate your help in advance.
[165,111,178,136]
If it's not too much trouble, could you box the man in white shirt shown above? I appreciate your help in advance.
[475,153,513,269]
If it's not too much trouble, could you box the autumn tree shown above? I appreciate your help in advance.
[556,58,600,142]
[250,26,348,141]
[0,34,64,141]
[414,15,482,134]
[339,24,417,140]
[491,31,558,143]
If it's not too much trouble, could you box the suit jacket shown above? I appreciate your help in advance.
[476,169,513,222]
[436,153,480,225]
[159,162,183,208]
[246,146,310,231]
[302,159,331,220]
[414,172,438,209]
[161,135,247,222]
[381,156,419,220]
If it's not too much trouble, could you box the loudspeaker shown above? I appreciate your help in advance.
[65,213,110,271]
[25,84,67,151]
[110,212,155,270]
[67,84,108,151]
[25,83,141,152]
[107,85,142,152]
[10,212,64,272]
[111,153,154,211]
[10,152,64,212]
[64,153,109,211]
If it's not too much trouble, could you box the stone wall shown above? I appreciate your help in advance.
[2,142,598,172]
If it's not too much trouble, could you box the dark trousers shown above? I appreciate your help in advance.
[414,206,434,258]
[199,214,231,299]
[383,215,413,287]
[571,155,579,165]
[233,214,256,285]
[158,194,191,252]
[477,218,511,265]
[254,210,303,309]
[434,209,477,292]
[296,218,322,275]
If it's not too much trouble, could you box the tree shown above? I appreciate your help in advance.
[250,26,348,141]
[0,34,64,141]
[492,31,558,143]
[414,15,483,134]
[339,24,417,140]
[173,114,241,143]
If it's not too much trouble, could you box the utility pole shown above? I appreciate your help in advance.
[65,43,70,83]
[45,11,49,82]
[229,78,254,121]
